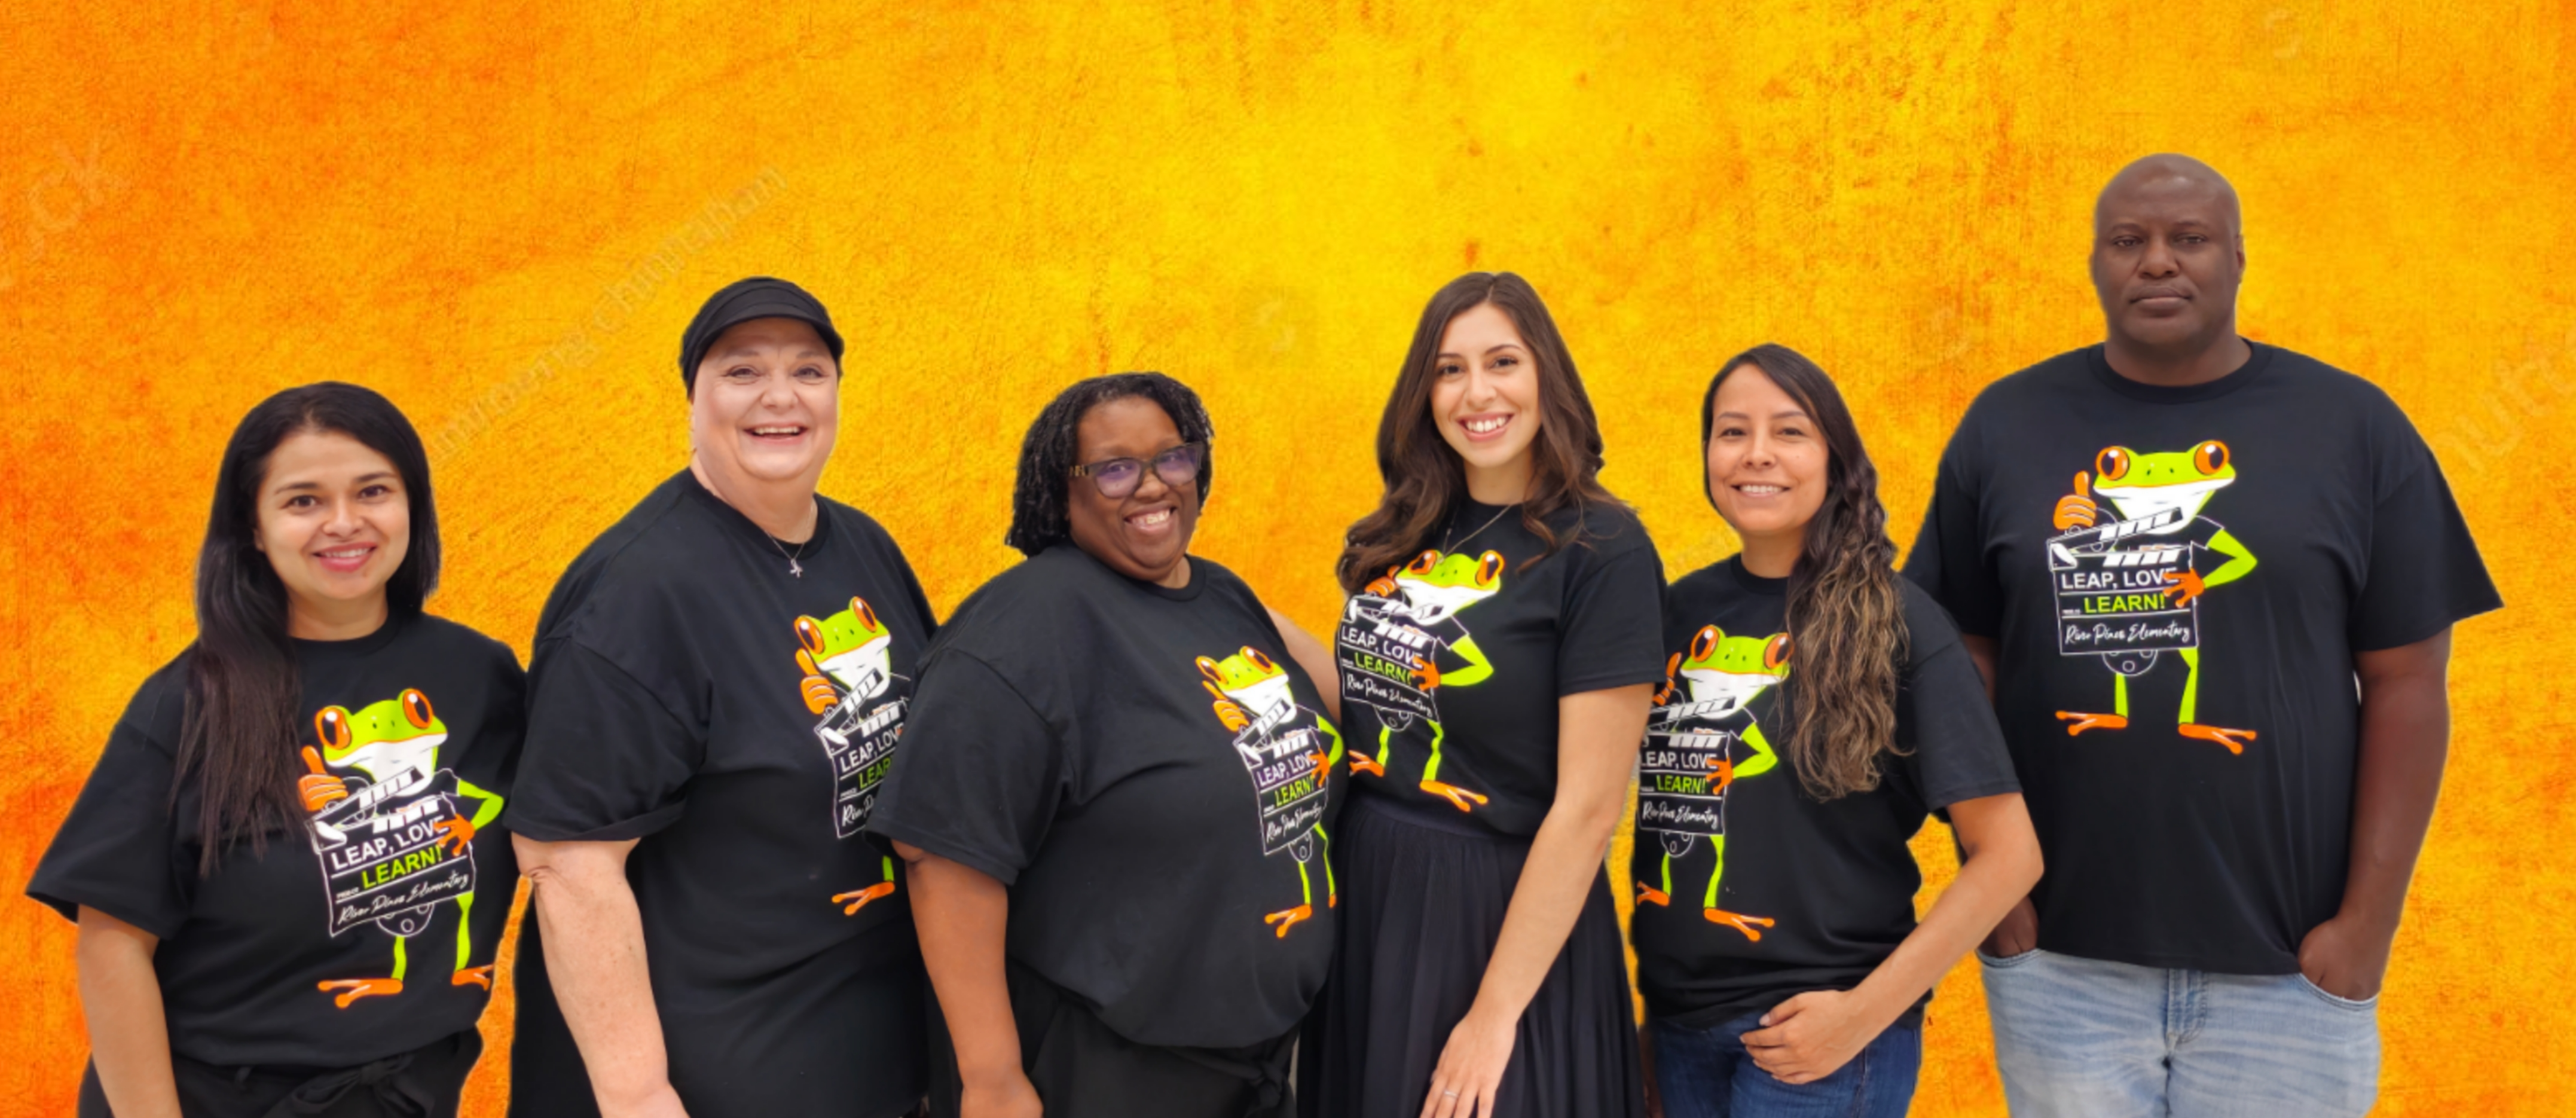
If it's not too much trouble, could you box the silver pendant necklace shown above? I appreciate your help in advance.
[1443,502,1515,553]
[765,533,808,578]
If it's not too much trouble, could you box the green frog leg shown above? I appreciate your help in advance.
[448,777,505,990]
[1701,833,1775,942]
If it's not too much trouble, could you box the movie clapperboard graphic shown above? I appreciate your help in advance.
[2048,505,2200,671]
[1336,595,1439,729]
[309,774,475,938]
[817,690,904,838]
[1637,705,1736,838]
[1237,714,1330,855]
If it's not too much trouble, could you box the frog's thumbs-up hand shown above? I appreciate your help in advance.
[2052,471,2098,530]
[298,746,348,812]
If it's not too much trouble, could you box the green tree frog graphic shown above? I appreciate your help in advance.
[795,595,907,916]
[1198,646,1344,938]
[1635,626,1786,942]
[298,688,505,1007]
[2047,441,2260,754]
[1333,549,1505,812]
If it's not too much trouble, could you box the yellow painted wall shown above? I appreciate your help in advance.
[3,3,2567,1113]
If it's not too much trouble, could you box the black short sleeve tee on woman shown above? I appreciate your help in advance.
[1629,559,2019,1029]
[506,471,936,1118]
[1333,499,1666,836]
[869,545,1343,1050]
[1904,343,2502,975]
[29,614,524,1070]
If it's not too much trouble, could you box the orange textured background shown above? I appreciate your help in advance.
[4,2,2570,1114]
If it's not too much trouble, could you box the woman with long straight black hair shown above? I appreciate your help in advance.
[1304,272,1662,1118]
[30,383,524,1116]
[1630,345,2039,1117]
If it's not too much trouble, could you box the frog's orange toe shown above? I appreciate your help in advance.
[1420,780,1489,812]
[1634,883,1671,908]
[2179,723,2256,755]
[1349,755,1385,777]
[451,966,494,991]
[1704,909,1776,942]
[1264,905,1313,937]
[317,977,403,1008]
[832,882,898,916]
[2055,711,2128,736]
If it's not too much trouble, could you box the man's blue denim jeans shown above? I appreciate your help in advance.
[1648,1007,1921,1118]
[1980,947,2379,1117]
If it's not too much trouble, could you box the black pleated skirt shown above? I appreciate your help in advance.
[1299,793,1645,1118]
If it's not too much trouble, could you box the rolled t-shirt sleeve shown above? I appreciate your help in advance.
[867,651,1061,887]
[28,701,188,936]
[1556,543,1669,695]
[2351,448,2502,652]
[1905,640,2022,812]
[509,640,702,843]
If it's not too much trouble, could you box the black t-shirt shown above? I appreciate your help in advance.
[1906,342,2501,973]
[508,471,936,1117]
[869,545,1342,1050]
[29,613,523,1069]
[1629,558,2019,1029]
[1333,499,1666,835]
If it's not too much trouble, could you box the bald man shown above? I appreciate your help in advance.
[1903,155,2500,1116]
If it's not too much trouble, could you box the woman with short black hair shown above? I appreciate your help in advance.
[873,371,1342,1118]
[32,382,522,1117]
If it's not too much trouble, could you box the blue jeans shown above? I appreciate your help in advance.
[1649,1008,1921,1118]
[1980,948,2379,1117]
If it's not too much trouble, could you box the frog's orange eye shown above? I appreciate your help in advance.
[1196,656,1224,685]
[2193,440,2229,475]
[1405,550,1441,575]
[796,616,827,656]
[315,707,352,751]
[1475,551,1505,588]
[1765,634,1792,670]
[1243,647,1276,673]
[852,597,879,633]
[2095,447,2134,482]
[1689,625,1723,663]
[401,689,435,729]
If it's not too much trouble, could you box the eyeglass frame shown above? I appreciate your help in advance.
[1068,439,1209,499]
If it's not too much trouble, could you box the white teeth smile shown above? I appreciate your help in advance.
[1130,509,1174,527]
[1737,485,1786,495]
[1464,416,1509,435]
[750,426,803,436]
[317,547,369,558]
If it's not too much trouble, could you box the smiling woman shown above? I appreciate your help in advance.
[874,371,1346,1118]
[27,383,525,1117]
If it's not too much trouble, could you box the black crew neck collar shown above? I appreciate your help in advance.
[674,469,834,560]
[1054,542,1206,601]
[1724,555,1789,597]
[1446,498,1525,549]
[292,609,411,658]
[2087,339,2273,404]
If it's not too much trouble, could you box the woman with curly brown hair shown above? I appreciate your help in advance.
[1630,344,2040,1117]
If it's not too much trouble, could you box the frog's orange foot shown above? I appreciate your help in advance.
[2056,711,2128,736]
[1420,780,1488,812]
[317,977,403,1007]
[2161,569,2207,604]
[832,882,897,916]
[1264,905,1313,937]
[433,817,475,856]
[1410,658,1442,691]
[2179,723,2256,755]
[1704,909,1776,942]
[1349,754,1385,777]
[451,966,494,991]
[1634,882,1671,907]
[802,676,839,715]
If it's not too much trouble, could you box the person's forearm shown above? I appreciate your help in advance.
[77,908,181,1118]
[2340,645,2452,934]
[517,836,679,1115]
[899,844,1024,1087]
[1845,795,2043,1027]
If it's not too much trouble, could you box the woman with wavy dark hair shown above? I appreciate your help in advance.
[30,383,523,1117]
[1628,344,2040,1117]
[1303,273,1664,1118]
